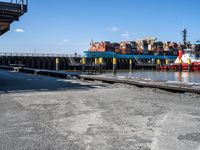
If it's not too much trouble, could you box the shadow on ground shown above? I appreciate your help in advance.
[0,69,104,93]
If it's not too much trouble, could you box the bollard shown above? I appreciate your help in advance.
[82,57,86,72]
[166,59,169,71]
[156,59,161,70]
[99,58,103,73]
[56,58,59,71]
[129,59,132,72]
[188,58,192,72]
[95,58,98,66]
[179,59,182,72]
[94,58,98,73]
[113,58,117,74]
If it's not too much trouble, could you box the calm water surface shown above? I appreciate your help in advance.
[105,71,200,84]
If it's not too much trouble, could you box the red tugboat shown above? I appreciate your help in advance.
[161,49,200,71]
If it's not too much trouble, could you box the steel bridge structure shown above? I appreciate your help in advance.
[0,0,28,35]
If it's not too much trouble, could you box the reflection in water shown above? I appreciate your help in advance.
[177,72,183,82]
[175,72,198,83]
[106,71,200,83]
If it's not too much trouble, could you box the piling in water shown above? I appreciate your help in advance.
[166,59,169,71]
[156,59,161,70]
[82,57,86,72]
[179,59,182,72]
[113,58,117,74]
[188,58,192,72]
[94,58,98,73]
[95,58,98,66]
[56,58,59,71]
[129,59,132,72]
[99,58,103,73]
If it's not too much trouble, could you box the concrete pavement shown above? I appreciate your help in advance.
[1,69,200,150]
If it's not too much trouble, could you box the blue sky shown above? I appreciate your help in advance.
[0,0,200,54]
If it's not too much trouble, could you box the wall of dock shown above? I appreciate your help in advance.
[0,54,82,70]
[0,53,172,71]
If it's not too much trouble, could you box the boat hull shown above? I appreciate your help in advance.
[160,62,200,71]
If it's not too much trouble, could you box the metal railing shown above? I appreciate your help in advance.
[10,0,28,5]
[10,0,28,11]
[0,52,82,58]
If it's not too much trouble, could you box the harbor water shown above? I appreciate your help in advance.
[104,71,200,84]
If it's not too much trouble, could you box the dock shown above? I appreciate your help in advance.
[79,75,200,94]
[1,64,199,94]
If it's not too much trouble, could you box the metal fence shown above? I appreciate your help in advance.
[0,53,82,58]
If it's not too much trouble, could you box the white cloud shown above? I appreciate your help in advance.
[62,39,69,42]
[121,32,129,39]
[142,33,147,37]
[15,28,25,33]
[107,27,119,32]
[55,39,69,45]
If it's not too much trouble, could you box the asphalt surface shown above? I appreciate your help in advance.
[0,69,96,93]
[1,69,200,150]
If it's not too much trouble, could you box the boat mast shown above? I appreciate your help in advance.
[182,28,187,49]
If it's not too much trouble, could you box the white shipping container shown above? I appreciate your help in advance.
[148,45,152,50]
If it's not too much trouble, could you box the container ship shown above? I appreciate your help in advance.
[84,29,200,71]
[89,38,179,55]
[89,38,200,56]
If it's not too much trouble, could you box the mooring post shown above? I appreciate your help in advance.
[113,58,117,74]
[56,58,59,71]
[82,57,86,72]
[188,58,192,72]
[156,59,161,70]
[166,59,169,71]
[99,58,103,73]
[129,59,132,72]
[179,59,182,72]
[94,58,98,74]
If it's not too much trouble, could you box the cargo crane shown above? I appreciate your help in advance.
[0,0,28,36]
